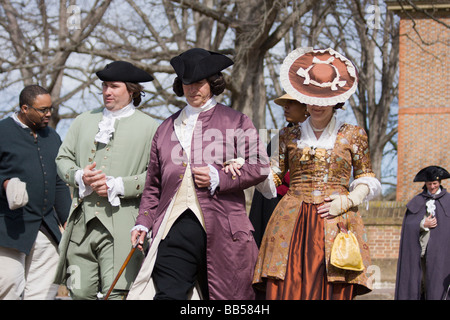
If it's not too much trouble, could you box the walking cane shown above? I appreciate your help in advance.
[104,241,138,300]
[444,284,450,300]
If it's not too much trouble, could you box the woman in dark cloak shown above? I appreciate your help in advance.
[395,165,450,300]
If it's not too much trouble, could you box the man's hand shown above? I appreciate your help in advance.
[424,215,437,229]
[82,162,108,197]
[192,166,211,188]
[3,179,9,191]
[131,228,147,252]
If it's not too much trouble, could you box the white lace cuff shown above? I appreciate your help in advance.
[208,164,219,195]
[75,169,93,199]
[106,176,124,207]
[131,224,149,234]
[255,170,277,199]
[224,157,245,167]
[350,176,381,201]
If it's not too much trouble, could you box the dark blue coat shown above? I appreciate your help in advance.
[0,117,71,254]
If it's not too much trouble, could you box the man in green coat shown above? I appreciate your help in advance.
[54,61,159,299]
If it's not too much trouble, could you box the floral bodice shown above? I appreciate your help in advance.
[271,120,375,204]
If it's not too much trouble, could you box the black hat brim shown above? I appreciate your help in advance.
[170,48,233,85]
[96,61,154,83]
[413,165,450,182]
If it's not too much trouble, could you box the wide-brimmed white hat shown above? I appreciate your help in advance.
[280,47,358,107]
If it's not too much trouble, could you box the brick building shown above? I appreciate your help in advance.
[357,2,450,297]
[387,0,450,202]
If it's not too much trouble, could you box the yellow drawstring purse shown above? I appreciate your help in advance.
[330,222,364,271]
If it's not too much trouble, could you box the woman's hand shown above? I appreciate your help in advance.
[317,197,333,219]
[222,161,242,177]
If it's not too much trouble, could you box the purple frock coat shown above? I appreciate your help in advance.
[135,103,269,300]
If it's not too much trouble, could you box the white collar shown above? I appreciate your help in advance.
[298,115,343,150]
[184,97,217,117]
[102,102,136,119]
[428,187,442,197]
[11,112,29,129]
[95,102,136,144]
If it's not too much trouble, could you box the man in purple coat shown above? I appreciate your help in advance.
[395,165,450,300]
[129,48,270,300]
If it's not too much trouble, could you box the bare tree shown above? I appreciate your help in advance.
[0,0,113,127]
[314,0,400,182]
[76,0,316,129]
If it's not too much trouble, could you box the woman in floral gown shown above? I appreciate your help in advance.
[253,48,382,300]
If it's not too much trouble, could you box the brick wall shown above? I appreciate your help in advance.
[396,12,450,201]
[366,225,402,259]
[361,201,406,284]
[361,201,405,259]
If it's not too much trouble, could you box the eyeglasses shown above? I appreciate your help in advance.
[28,105,55,114]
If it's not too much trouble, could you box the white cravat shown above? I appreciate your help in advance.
[95,102,136,144]
[179,97,217,158]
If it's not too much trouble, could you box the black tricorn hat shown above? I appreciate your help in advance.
[170,48,233,85]
[413,165,450,182]
[96,61,154,82]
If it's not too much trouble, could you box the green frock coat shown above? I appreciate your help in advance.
[54,107,158,290]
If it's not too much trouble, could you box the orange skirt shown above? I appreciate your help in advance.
[265,202,355,300]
